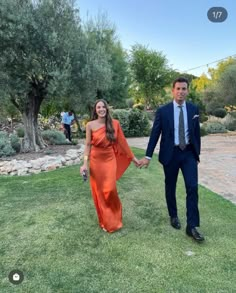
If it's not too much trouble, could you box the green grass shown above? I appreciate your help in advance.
[0,148,236,293]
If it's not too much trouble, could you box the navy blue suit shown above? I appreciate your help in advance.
[146,101,201,228]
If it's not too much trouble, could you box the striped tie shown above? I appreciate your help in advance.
[178,105,186,150]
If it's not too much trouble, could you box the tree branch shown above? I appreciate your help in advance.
[10,95,20,111]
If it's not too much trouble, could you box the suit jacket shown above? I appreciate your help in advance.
[146,101,201,165]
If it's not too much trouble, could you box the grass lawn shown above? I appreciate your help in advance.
[0,148,236,293]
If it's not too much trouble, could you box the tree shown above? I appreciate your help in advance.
[191,74,211,92]
[129,44,172,108]
[0,0,80,151]
[203,87,222,115]
[216,64,236,106]
[40,14,117,117]
[0,97,21,131]
[202,62,236,113]
[75,14,130,111]
[208,57,236,82]
[103,41,130,108]
[187,85,206,117]
[69,14,113,114]
[171,72,198,84]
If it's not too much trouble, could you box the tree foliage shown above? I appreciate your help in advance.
[216,64,236,106]
[0,1,129,151]
[77,14,130,110]
[208,57,236,82]
[0,0,80,151]
[129,44,172,107]
[202,60,236,113]
[70,15,113,113]
[103,42,130,108]
[191,74,211,92]
[187,85,206,117]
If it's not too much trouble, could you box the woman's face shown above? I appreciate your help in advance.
[95,101,107,118]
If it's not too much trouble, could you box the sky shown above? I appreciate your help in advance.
[77,0,236,77]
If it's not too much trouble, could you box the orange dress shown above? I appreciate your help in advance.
[89,119,134,232]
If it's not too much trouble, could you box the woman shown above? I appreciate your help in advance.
[80,99,139,233]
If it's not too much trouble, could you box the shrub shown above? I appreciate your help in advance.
[71,138,78,145]
[78,131,86,139]
[222,113,236,131]
[225,120,236,131]
[0,131,16,157]
[126,98,135,108]
[43,124,51,130]
[10,134,21,153]
[205,100,224,115]
[42,130,67,145]
[213,108,227,118]
[127,109,150,137]
[203,122,227,134]
[112,109,150,137]
[133,103,145,111]
[200,126,208,137]
[146,110,155,121]
[200,114,208,123]
[112,109,130,135]
[229,111,236,119]
[16,127,25,138]
[78,114,90,133]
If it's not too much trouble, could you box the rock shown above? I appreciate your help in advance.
[17,168,29,176]
[29,169,41,175]
[0,148,84,176]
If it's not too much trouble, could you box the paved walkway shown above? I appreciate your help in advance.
[127,134,236,205]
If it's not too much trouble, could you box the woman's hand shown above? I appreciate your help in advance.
[80,164,88,175]
[132,157,140,167]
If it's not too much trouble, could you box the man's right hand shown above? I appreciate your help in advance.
[138,157,150,168]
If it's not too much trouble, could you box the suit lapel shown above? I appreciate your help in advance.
[186,102,193,132]
[167,102,174,134]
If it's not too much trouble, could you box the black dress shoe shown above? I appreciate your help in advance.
[186,227,205,242]
[170,217,181,229]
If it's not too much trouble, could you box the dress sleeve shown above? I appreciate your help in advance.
[113,120,134,180]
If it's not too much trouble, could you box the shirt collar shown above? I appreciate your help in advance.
[173,100,186,109]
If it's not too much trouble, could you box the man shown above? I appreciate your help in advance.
[139,77,204,243]
[61,110,75,142]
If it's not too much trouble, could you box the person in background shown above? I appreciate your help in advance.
[80,99,140,233]
[139,77,205,243]
[61,110,75,142]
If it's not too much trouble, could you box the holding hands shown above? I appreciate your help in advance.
[132,157,150,168]
[132,157,141,167]
[138,157,150,168]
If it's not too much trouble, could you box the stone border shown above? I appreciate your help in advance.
[0,145,85,176]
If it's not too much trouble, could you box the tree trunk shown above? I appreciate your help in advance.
[21,95,46,152]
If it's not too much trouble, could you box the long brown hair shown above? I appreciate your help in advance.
[91,99,115,142]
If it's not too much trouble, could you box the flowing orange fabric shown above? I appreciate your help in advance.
[89,119,134,232]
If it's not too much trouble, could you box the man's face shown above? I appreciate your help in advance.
[172,82,188,104]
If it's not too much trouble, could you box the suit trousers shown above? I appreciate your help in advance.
[163,145,200,228]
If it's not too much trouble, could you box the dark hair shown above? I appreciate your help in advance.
[172,77,189,88]
[91,99,115,142]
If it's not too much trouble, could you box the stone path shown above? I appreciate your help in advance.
[127,134,236,205]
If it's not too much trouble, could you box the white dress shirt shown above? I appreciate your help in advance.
[173,100,189,145]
